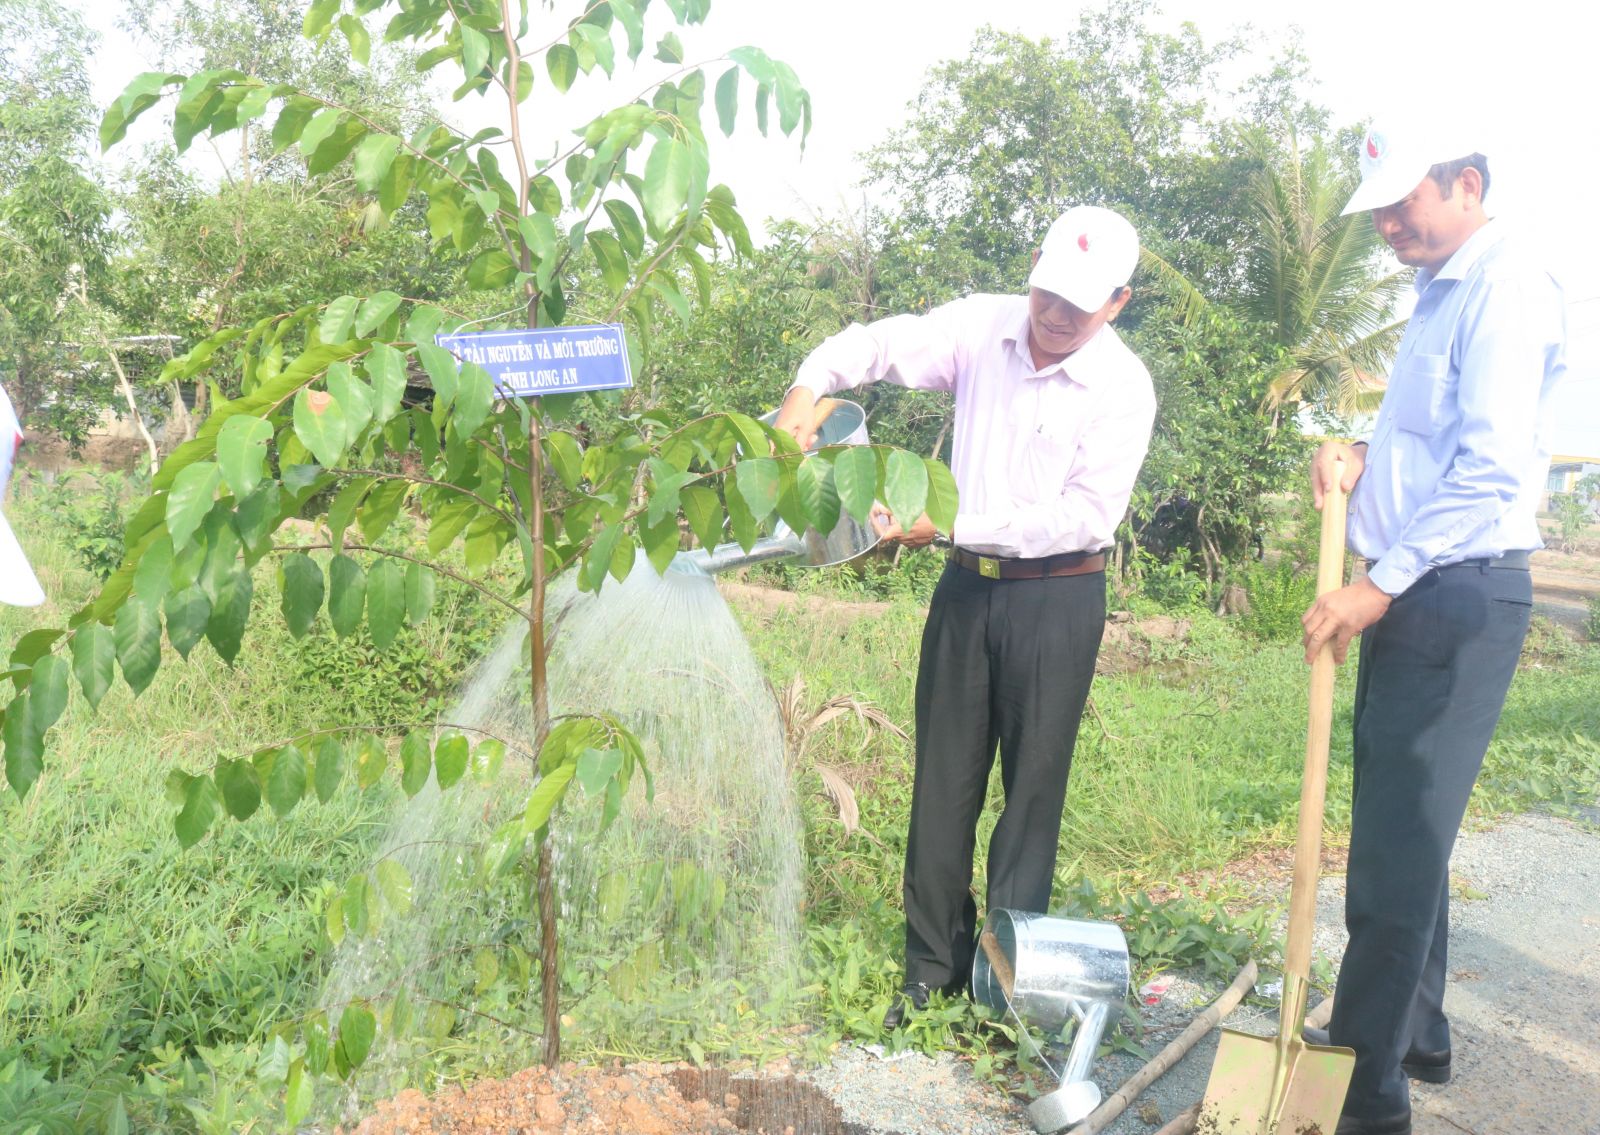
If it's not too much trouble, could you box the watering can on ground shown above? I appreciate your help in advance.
[673,398,881,575]
[971,910,1130,1133]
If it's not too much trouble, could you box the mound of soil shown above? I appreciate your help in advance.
[344,1062,878,1135]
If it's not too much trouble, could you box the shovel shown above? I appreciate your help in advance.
[1196,462,1355,1134]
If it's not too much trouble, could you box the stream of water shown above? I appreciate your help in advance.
[320,553,803,1111]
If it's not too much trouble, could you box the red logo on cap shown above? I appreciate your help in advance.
[1366,136,1380,159]
[1077,233,1090,252]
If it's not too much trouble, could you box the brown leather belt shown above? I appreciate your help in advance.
[950,547,1107,580]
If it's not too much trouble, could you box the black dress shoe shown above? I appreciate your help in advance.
[1304,1026,1452,1084]
[882,982,931,1030]
[1333,1111,1412,1135]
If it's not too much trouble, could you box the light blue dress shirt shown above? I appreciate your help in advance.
[1349,220,1568,596]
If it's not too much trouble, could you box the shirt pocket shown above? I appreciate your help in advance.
[1390,352,1449,437]
[1009,422,1081,503]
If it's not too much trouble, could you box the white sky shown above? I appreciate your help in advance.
[74,0,1600,452]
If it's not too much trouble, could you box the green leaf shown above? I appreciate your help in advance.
[404,563,435,625]
[471,738,505,785]
[352,132,400,191]
[206,566,254,664]
[164,585,212,659]
[460,24,490,77]
[654,32,683,63]
[327,365,375,448]
[166,462,220,550]
[99,71,183,151]
[364,343,408,422]
[320,295,359,343]
[216,758,262,820]
[522,763,576,833]
[312,735,345,803]
[400,731,431,797]
[545,432,582,490]
[71,623,116,711]
[131,533,174,611]
[174,774,219,848]
[714,65,739,135]
[453,361,493,437]
[114,600,162,695]
[279,554,324,638]
[260,744,308,816]
[336,1004,377,1072]
[724,474,759,552]
[587,230,629,295]
[466,249,517,290]
[648,274,691,324]
[366,559,405,650]
[832,445,877,525]
[883,448,930,533]
[3,693,41,797]
[923,458,959,533]
[576,747,623,795]
[328,555,367,638]
[546,43,578,92]
[734,457,780,522]
[339,14,371,64]
[417,344,460,422]
[376,860,413,916]
[294,388,348,468]
[302,0,340,38]
[796,456,841,538]
[642,136,691,233]
[28,655,69,736]
[681,484,722,550]
[355,290,404,337]
[602,199,645,258]
[434,731,469,789]
[217,415,273,498]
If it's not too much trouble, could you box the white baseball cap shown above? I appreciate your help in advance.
[1340,120,1484,216]
[1028,205,1140,311]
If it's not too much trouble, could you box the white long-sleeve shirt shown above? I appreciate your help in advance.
[792,294,1156,559]
[1349,220,1567,595]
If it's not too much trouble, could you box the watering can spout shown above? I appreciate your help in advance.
[670,399,880,576]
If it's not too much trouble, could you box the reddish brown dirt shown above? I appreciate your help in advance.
[344,1062,740,1135]
[342,1062,874,1135]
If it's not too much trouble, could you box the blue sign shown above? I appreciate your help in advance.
[433,324,633,397]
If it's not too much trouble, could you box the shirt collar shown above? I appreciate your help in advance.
[1416,217,1501,292]
[1002,305,1118,388]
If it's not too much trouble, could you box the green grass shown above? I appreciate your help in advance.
[3,475,1597,1129]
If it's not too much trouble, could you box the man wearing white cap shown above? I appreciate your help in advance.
[1300,123,1567,1134]
[773,205,1156,1028]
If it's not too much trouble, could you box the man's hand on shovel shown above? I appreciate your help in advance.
[1300,442,1387,664]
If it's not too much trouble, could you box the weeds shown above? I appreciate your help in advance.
[3,470,1597,1126]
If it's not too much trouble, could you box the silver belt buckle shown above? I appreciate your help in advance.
[978,554,1001,579]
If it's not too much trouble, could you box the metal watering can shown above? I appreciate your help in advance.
[673,398,881,575]
[972,910,1131,1133]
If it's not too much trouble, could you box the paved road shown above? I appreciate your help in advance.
[1082,813,1600,1135]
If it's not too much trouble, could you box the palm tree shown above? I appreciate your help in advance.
[1140,128,1410,422]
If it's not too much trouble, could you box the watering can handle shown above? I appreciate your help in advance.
[979,930,1016,1001]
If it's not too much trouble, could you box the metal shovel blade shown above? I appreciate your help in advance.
[1197,1025,1353,1134]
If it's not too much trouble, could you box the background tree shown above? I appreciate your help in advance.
[0,0,115,446]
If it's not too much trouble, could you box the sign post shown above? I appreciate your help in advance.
[433,323,633,398]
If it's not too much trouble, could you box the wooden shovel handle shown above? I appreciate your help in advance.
[1283,461,1347,993]
[979,929,1016,1001]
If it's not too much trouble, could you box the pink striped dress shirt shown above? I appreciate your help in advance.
[792,293,1156,559]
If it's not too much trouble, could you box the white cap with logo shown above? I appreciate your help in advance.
[1340,119,1483,216]
[1028,205,1140,311]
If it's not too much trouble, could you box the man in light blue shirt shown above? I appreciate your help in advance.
[1301,122,1567,1135]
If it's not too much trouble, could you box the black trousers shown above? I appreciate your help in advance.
[902,561,1105,990]
[1329,562,1532,1118]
